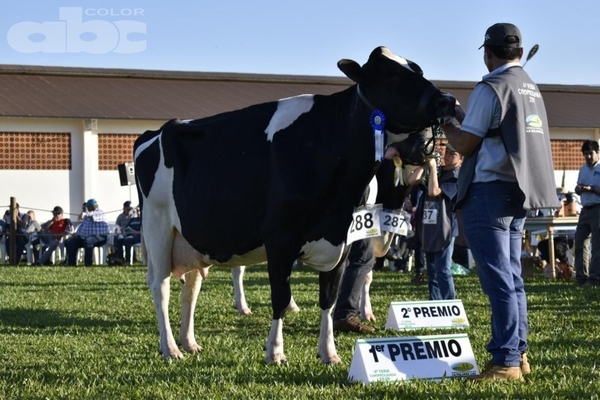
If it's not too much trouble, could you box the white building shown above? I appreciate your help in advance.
[1,64,599,223]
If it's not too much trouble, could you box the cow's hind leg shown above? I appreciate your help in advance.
[233,265,299,315]
[144,225,181,359]
[172,230,208,354]
[232,266,252,315]
[317,263,344,364]
[360,270,376,321]
[179,268,203,353]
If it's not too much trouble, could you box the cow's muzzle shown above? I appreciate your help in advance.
[436,92,458,120]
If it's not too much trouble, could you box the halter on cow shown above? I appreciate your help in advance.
[134,46,456,364]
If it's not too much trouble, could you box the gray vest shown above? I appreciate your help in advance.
[457,66,561,210]
[417,167,459,252]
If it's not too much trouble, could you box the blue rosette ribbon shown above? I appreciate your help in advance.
[370,110,386,161]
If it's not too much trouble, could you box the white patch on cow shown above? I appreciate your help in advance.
[385,130,409,146]
[264,94,315,142]
[202,246,267,268]
[299,239,345,272]
[265,318,285,363]
[381,47,416,73]
[318,308,340,363]
[360,271,376,322]
[366,177,378,205]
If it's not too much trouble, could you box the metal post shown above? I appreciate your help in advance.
[9,197,17,265]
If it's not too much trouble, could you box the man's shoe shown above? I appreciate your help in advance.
[333,316,375,333]
[584,281,600,287]
[411,272,425,284]
[520,353,531,375]
[474,364,523,382]
[575,280,586,287]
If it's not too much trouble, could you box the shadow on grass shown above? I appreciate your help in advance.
[0,307,139,334]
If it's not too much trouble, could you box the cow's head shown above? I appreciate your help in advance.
[338,46,456,135]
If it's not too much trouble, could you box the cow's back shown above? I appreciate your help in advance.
[134,89,365,265]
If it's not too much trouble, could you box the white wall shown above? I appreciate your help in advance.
[0,118,597,224]
[0,117,161,224]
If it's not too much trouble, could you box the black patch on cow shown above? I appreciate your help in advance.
[134,132,161,201]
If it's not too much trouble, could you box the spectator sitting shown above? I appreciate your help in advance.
[122,207,142,264]
[113,201,134,262]
[64,199,109,266]
[26,210,43,262]
[35,206,73,265]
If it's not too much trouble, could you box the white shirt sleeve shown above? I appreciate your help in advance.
[461,84,501,138]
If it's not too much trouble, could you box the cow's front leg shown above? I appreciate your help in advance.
[360,270,376,321]
[232,266,252,315]
[264,246,297,364]
[180,268,203,353]
[317,264,345,364]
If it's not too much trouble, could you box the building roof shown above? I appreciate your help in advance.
[0,64,599,128]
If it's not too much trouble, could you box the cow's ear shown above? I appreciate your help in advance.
[337,59,363,84]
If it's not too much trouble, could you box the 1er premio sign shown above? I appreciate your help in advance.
[385,299,469,331]
[348,334,479,383]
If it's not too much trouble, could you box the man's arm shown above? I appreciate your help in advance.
[443,123,483,158]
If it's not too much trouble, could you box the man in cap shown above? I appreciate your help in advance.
[442,23,560,381]
[64,198,110,266]
[35,206,73,265]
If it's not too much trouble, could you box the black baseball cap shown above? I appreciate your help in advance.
[479,23,522,49]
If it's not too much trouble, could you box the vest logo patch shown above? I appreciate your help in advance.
[526,114,543,128]
[526,114,544,134]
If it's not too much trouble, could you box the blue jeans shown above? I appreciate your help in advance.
[425,237,455,300]
[65,234,107,266]
[461,182,527,367]
[333,238,374,321]
[574,206,600,284]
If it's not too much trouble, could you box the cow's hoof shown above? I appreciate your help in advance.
[238,307,252,315]
[318,354,342,364]
[161,348,184,359]
[287,298,300,313]
[233,302,252,315]
[361,312,376,322]
[265,353,287,365]
[287,304,300,313]
[183,343,202,354]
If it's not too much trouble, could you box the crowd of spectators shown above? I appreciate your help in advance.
[0,199,142,266]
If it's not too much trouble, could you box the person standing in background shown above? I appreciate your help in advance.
[573,140,600,286]
[410,143,463,300]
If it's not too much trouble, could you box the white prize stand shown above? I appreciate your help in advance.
[348,333,479,383]
[385,299,470,331]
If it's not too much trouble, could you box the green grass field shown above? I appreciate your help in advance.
[0,264,599,399]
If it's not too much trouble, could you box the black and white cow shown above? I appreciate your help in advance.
[230,153,426,317]
[134,46,456,364]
